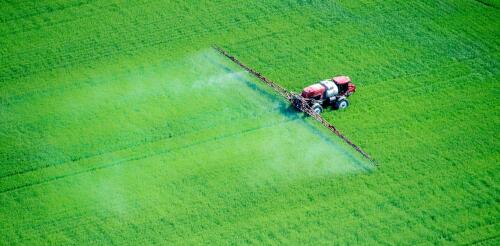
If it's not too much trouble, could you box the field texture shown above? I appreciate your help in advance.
[1,0,499,244]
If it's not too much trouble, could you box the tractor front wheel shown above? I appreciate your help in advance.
[312,103,323,114]
[335,99,349,110]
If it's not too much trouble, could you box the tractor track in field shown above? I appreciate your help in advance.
[0,0,178,36]
[0,0,96,23]
[473,0,499,9]
[0,117,300,194]
[0,107,290,179]
[0,2,300,82]
[0,1,275,52]
[0,0,247,35]
[462,233,499,245]
[0,31,291,107]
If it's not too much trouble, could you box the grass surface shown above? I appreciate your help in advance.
[1,0,499,244]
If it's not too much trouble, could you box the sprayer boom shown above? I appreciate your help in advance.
[213,45,376,164]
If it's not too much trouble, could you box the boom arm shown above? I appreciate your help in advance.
[213,45,376,164]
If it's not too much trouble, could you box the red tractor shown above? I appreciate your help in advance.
[292,76,356,114]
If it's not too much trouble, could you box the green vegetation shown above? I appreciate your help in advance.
[1,0,499,244]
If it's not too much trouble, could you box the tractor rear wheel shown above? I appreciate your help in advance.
[312,103,323,114]
[335,99,349,110]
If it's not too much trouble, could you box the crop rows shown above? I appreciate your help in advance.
[1,0,498,244]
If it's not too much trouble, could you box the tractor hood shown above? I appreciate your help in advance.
[301,83,325,98]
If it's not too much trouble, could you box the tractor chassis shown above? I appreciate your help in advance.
[292,95,347,113]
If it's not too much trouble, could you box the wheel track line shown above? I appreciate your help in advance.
[0,14,258,68]
[473,0,499,9]
[1,154,274,236]
[0,110,283,179]
[1,0,283,54]
[1,0,249,36]
[0,28,278,100]
[0,0,188,36]
[1,22,241,80]
[1,3,302,82]
[1,29,288,106]
[0,0,96,23]
[0,118,298,194]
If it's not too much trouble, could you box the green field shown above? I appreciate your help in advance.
[1,0,499,244]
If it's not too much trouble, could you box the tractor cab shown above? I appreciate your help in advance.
[333,76,356,96]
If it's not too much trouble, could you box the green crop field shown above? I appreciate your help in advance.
[1,0,499,244]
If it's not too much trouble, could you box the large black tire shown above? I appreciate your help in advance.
[292,97,304,111]
[335,99,349,110]
[312,103,323,114]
